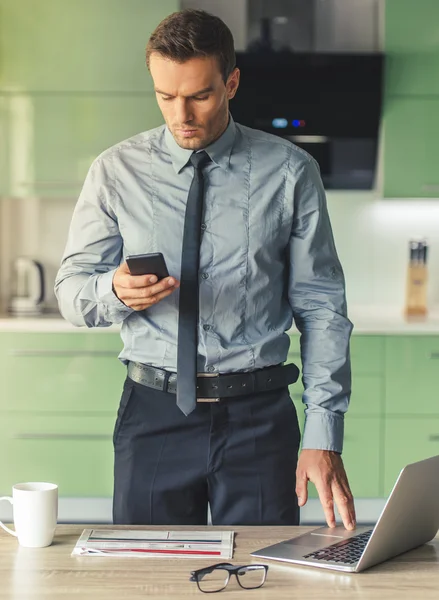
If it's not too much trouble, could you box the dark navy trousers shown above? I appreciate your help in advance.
[113,377,301,526]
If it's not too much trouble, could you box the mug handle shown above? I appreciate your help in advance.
[0,497,17,536]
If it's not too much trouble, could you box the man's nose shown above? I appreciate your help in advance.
[175,98,193,124]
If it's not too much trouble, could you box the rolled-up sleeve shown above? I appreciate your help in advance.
[54,157,134,327]
[288,157,353,453]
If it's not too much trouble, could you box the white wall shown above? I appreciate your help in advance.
[327,193,439,313]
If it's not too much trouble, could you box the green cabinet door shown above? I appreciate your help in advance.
[385,336,439,414]
[384,417,439,495]
[0,414,115,497]
[0,332,125,412]
[385,0,439,96]
[383,98,439,198]
[0,0,179,92]
[343,417,382,498]
[27,94,163,197]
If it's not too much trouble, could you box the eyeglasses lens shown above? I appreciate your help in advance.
[236,565,266,589]
[197,569,229,593]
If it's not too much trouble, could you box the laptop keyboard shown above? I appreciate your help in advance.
[303,529,373,565]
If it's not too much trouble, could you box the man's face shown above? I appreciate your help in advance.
[149,53,239,150]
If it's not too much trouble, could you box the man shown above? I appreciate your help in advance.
[55,9,355,529]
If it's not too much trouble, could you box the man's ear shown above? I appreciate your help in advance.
[226,68,240,100]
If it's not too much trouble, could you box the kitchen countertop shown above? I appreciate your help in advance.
[1,306,439,334]
[2,524,439,599]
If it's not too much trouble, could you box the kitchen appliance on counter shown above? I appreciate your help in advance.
[8,257,45,316]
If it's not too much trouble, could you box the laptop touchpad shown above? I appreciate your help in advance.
[284,535,333,551]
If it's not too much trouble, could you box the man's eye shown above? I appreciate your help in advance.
[160,96,173,101]
[193,96,209,101]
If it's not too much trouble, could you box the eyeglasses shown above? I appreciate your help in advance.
[190,562,269,593]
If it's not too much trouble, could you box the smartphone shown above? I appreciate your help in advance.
[126,252,170,279]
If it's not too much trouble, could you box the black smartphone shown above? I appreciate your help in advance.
[126,252,170,279]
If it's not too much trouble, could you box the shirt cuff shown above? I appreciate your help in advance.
[301,411,345,454]
[96,269,134,321]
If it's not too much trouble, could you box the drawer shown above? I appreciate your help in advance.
[342,417,382,498]
[385,336,439,415]
[350,374,383,416]
[0,414,115,497]
[384,417,439,495]
[0,332,125,412]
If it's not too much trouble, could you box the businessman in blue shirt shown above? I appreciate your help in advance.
[56,9,355,529]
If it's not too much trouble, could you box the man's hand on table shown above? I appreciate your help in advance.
[296,449,356,530]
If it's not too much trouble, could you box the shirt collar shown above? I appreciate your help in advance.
[165,114,236,174]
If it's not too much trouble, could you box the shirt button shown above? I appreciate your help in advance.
[203,324,211,331]
[201,223,207,231]
[201,273,209,280]
[207,366,215,372]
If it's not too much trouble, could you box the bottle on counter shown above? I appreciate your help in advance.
[405,238,428,318]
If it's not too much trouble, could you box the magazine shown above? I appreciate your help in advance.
[72,529,235,558]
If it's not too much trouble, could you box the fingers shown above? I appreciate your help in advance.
[332,480,356,531]
[130,286,177,311]
[314,479,336,528]
[116,276,179,307]
[118,272,166,290]
[295,468,309,507]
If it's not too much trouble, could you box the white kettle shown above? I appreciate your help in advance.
[9,257,45,316]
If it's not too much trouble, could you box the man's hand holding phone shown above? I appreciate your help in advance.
[112,261,179,311]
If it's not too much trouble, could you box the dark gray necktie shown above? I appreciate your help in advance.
[176,151,211,416]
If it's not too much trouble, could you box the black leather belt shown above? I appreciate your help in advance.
[127,361,300,401]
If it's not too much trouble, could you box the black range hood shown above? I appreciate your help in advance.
[231,52,384,190]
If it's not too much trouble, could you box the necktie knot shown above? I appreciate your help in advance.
[190,150,210,170]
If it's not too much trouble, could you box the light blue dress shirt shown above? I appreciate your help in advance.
[55,115,353,453]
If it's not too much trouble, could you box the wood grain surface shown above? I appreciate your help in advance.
[1,525,438,599]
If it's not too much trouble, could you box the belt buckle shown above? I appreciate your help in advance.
[197,372,220,403]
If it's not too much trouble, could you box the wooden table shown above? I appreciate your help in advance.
[1,525,439,599]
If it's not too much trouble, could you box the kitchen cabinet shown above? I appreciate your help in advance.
[1,330,437,501]
[0,0,177,197]
[0,332,125,412]
[26,94,162,197]
[0,414,115,497]
[384,335,439,415]
[385,0,439,96]
[383,97,439,198]
[343,417,381,498]
[0,331,124,497]
[384,418,439,495]
[0,0,179,93]
[383,0,439,198]
[1,93,164,197]
[384,335,439,494]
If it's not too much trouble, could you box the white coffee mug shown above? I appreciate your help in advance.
[0,482,58,547]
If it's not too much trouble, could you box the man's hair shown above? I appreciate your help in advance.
[146,9,236,83]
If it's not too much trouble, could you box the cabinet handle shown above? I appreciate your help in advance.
[13,433,112,440]
[9,350,117,357]
[428,435,439,442]
[21,181,82,189]
[428,353,439,360]
[421,184,439,193]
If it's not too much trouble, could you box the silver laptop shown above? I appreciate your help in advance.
[252,454,439,573]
